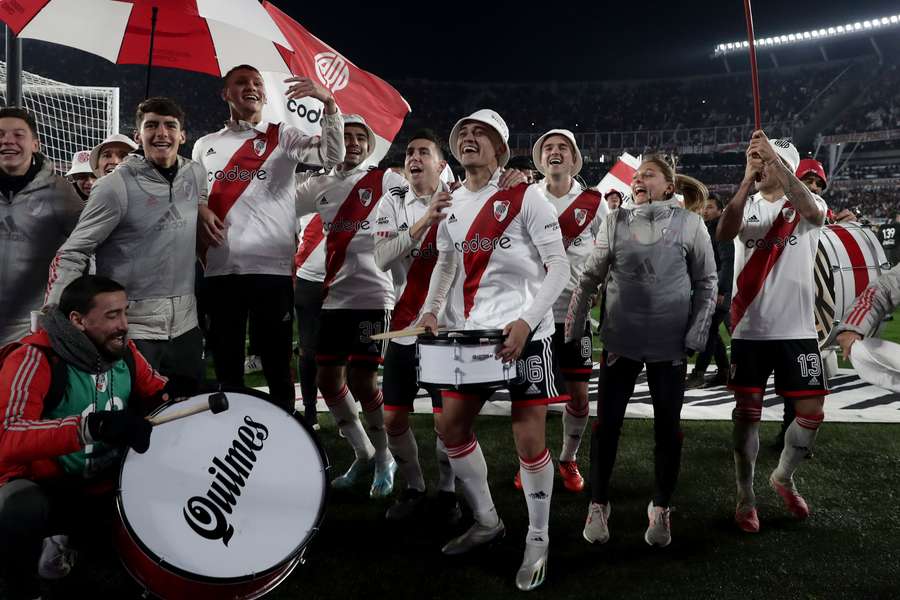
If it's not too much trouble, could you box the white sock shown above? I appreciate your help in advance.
[361,390,391,463]
[325,385,374,461]
[388,425,425,492]
[773,412,823,483]
[446,436,498,527]
[560,404,589,463]
[435,433,455,492]
[519,448,553,547]
[732,403,761,508]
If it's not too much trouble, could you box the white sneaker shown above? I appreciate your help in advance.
[515,541,548,591]
[441,518,505,555]
[583,501,611,544]
[38,534,75,580]
[644,501,672,547]
[243,355,262,374]
[331,457,374,489]
[370,458,398,498]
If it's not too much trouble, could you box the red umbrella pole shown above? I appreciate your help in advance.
[743,0,762,131]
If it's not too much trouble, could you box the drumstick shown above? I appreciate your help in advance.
[147,392,229,426]
[370,326,443,341]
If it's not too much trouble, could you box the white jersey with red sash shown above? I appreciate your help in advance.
[297,165,405,309]
[374,183,460,346]
[538,180,607,322]
[732,192,827,340]
[437,176,563,341]
[193,120,335,277]
[294,213,325,282]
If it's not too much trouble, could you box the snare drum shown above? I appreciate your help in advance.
[115,390,328,600]
[417,329,517,391]
[815,222,890,348]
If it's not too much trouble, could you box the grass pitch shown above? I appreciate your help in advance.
[12,313,900,599]
[20,417,900,599]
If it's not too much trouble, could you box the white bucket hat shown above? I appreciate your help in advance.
[449,109,510,168]
[342,114,377,161]
[532,129,583,176]
[770,138,800,173]
[65,149,94,177]
[851,337,900,392]
[90,133,138,176]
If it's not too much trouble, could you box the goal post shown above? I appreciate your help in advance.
[0,61,119,175]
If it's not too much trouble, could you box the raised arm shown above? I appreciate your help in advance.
[281,76,345,169]
[717,147,762,242]
[748,130,823,225]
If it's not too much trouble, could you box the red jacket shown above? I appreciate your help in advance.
[0,331,168,485]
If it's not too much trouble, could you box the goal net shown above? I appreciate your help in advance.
[0,61,119,175]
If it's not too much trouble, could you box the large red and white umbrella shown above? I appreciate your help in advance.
[0,0,296,78]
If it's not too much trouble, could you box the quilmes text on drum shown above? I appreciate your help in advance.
[115,389,328,600]
[815,222,890,349]
[417,329,517,390]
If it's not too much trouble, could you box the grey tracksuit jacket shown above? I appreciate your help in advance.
[0,157,83,345]
[566,199,717,362]
[46,154,207,340]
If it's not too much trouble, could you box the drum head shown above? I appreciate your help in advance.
[814,240,837,347]
[118,390,328,583]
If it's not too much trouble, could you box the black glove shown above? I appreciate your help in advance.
[86,410,152,454]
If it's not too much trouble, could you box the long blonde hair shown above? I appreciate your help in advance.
[676,174,708,214]
[640,154,708,212]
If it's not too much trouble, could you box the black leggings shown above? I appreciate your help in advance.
[589,352,686,507]
[206,275,295,409]
[294,278,323,414]
[693,308,730,376]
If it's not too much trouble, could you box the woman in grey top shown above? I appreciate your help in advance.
[566,156,717,549]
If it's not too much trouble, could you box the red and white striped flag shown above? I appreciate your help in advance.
[261,1,410,164]
[595,152,640,202]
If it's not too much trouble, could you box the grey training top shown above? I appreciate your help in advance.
[0,157,82,345]
[566,199,717,362]
[46,154,207,339]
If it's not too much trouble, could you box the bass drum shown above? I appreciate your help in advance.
[815,222,890,348]
[115,389,329,600]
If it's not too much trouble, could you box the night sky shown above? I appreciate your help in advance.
[283,0,900,81]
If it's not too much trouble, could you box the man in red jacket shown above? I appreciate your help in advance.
[0,275,174,600]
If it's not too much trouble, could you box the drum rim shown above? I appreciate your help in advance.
[115,386,331,586]
[419,329,506,345]
[423,381,511,391]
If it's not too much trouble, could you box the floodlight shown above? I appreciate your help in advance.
[713,13,900,56]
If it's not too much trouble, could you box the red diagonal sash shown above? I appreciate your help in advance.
[294,214,324,270]
[207,123,280,221]
[323,169,384,293]
[827,224,870,297]
[558,189,602,248]
[462,184,528,318]
[391,224,439,330]
[730,203,801,328]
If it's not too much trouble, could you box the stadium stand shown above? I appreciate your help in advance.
[5,34,899,221]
